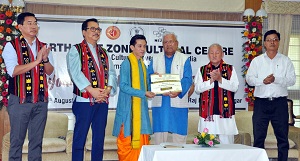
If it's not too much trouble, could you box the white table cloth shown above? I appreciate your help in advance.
[138,144,269,161]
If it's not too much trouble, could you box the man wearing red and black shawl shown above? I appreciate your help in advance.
[2,12,54,160]
[66,18,117,161]
[194,43,239,144]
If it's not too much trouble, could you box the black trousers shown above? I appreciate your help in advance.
[253,97,289,161]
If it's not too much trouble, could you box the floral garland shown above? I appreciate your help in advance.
[0,7,19,110]
[242,17,263,106]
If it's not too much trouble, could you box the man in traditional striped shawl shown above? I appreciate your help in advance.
[194,43,239,144]
[2,12,54,161]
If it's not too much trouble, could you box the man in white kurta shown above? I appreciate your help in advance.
[194,43,239,144]
[148,32,192,145]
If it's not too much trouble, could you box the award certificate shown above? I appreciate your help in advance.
[150,74,182,94]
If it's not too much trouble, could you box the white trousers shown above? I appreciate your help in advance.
[154,132,187,145]
[218,134,234,144]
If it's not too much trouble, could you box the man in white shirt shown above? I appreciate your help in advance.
[246,30,296,161]
[2,12,54,161]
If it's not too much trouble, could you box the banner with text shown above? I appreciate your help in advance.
[36,15,246,109]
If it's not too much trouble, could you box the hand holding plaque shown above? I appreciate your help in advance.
[150,74,182,94]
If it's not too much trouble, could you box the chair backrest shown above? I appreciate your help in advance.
[43,112,69,138]
[235,111,254,135]
[105,110,116,136]
[288,99,295,126]
[188,110,200,135]
[235,111,275,136]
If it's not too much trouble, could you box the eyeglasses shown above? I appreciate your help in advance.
[86,27,102,32]
[265,38,279,43]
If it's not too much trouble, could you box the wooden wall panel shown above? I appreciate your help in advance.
[25,3,244,21]
[24,1,267,22]
[0,109,3,158]
[245,0,263,12]
[0,107,10,159]
[23,0,262,21]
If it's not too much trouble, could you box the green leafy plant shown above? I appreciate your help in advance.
[194,128,220,147]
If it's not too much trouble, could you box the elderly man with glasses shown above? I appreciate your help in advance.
[66,18,117,161]
[148,32,193,145]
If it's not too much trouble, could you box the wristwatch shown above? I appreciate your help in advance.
[43,58,49,63]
